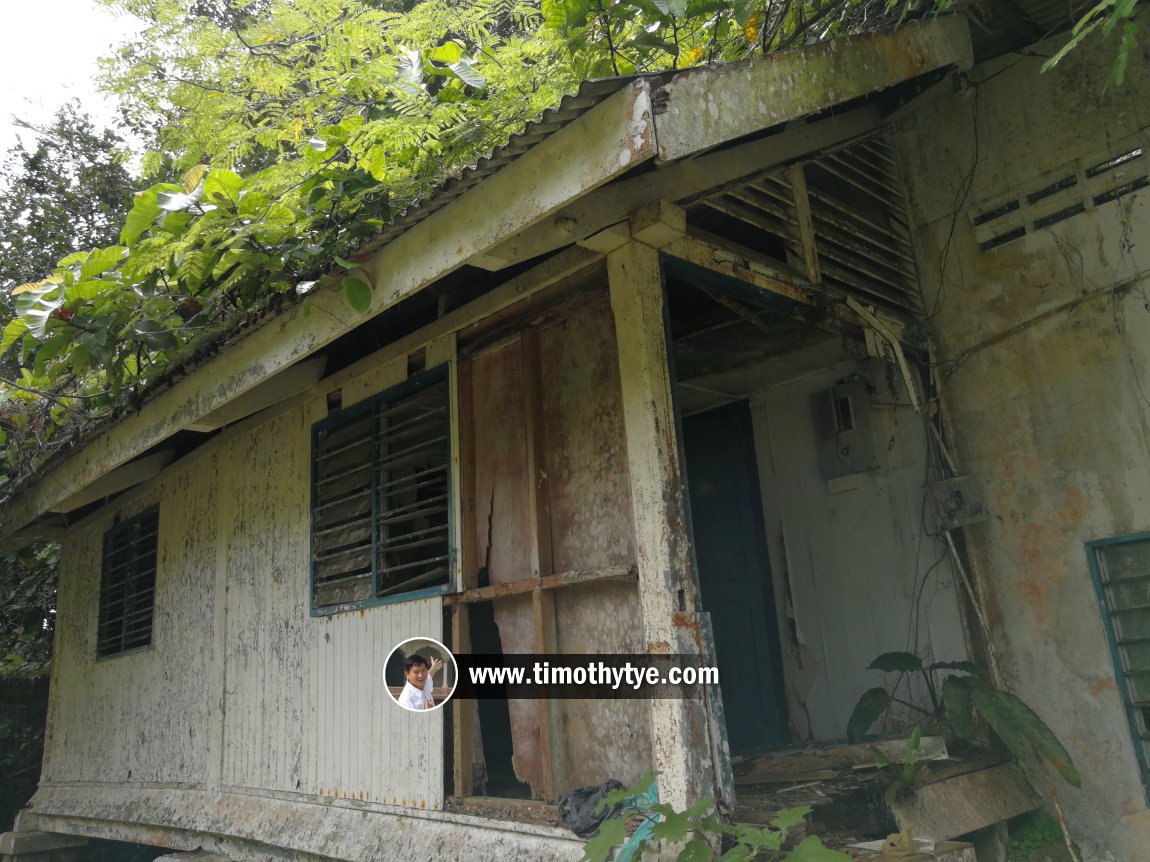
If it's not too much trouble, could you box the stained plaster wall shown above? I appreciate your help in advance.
[892,23,1150,859]
[745,354,968,741]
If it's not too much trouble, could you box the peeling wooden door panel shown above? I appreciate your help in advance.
[469,340,544,793]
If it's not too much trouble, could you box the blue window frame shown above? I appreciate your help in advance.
[1087,533,1150,801]
[97,507,159,657]
[310,366,452,614]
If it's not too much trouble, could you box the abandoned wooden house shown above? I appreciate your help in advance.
[3,7,1150,861]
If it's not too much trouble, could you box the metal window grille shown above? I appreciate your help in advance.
[311,368,451,612]
[97,507,159,657]
[1089,535,1150,799]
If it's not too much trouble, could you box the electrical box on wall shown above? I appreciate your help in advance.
[927,475,989,530]
[812,378,877,479]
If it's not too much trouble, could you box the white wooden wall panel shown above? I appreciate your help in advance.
[45,459,218,786]
[220,405,316,794]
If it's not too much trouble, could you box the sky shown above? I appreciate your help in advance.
[0,2,143,157]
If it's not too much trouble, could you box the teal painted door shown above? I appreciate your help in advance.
[684,401,789,752]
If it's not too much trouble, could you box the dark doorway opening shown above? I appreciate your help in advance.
[664,264,823,754]
[468,587,530,798]
[683,402,790,752]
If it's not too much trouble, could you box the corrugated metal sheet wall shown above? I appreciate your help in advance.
[47,396,443,810]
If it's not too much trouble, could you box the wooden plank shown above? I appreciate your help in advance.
[654,17,972,161]
[607,240,713,810]
[443,565,636,606]
[520,327,558,800]
[891,763,1042,840]
[484,107,880,268]
[2,75,652,535]
[661,233,868,326]
[49,450,175,513]
[469,338,544,797]
[788,164,821,284]
[183,357,326,431]
[451,340,474,799]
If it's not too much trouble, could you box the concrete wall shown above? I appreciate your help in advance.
[893,21,1150,860]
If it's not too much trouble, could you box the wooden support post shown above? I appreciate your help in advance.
[521,329,561,800]
[608,240,715,810]
[788,164,821,284]
[453,356,477,798]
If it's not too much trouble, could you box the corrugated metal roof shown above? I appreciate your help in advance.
[346,75,660,261]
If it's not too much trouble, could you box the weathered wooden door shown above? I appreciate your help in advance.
[683,401,789,752]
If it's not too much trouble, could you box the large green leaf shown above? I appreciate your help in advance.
[847,686,891,742]
[942,674,974,737]
[786,835,852,861]
[929,660,981,674]
[79,246,127,281]
[868,651,924,673]
[14,282,65,338]
[67,280,119,302]
[0,319,28,356]
[677,839,715,862]
[343,277,373,312]
[969,680,1081,787]
[579,815,628,862]
[121,185,179,246]
[449,57,486,90]
[203,169,245,209]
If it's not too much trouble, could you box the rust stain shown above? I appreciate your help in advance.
[420,800,427,809]
[358,608,364,618]
[1015,575,1049,636]
[672,612,703,650]
[1089,675,1118,697]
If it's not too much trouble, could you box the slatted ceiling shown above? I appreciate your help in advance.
[806,143,919,311]
[97,507,159,657]
[691,135,920,314]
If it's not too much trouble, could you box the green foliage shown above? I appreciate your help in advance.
[0,103,134,301]
[847,651,1081,790]
[580,772,850,862]
[1008,810,1065,857]
[540,0,894,77]
[1043,0,1140,87]
[0,0,583,491]
[0,545,57,679]
[871,725,927,804]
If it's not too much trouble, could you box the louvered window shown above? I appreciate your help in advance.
[97,507,159,657]
[1089,534,1150,798]
[311,367,452,612]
